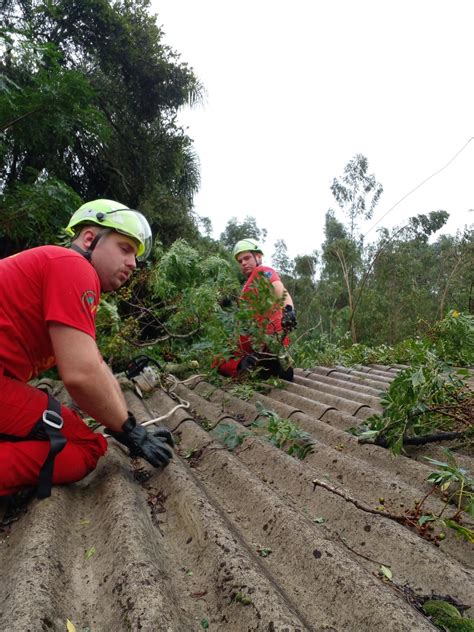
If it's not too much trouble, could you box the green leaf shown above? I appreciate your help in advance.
[411,368,425,387]
[213,423,251,450]
[465,498,474,518]
[379,565,392,581]
[200,618,209,629]
[84,546,96,560]
[424,456,451,469]
[445,520,474,543]
[418,514,436,526]
[234,592,253,605]
[256,546,272,557]
[423,599,461,617]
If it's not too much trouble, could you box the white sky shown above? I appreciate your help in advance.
[152,0,473,259]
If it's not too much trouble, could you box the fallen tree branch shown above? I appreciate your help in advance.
[372,431,468,448]
[121,300,202,344]
[312,479,405,523]
[123,324,201,346]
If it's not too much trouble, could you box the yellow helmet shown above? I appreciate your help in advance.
[65,199,152,259]
[232,238,263,259]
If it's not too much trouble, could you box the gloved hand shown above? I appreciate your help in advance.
[238,354,257,374]
[107,412,174,467]
[281,305,297,332]
[218,294,234,309]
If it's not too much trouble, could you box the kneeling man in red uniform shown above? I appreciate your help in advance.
[215,238,297,381]
[0,199,173,499]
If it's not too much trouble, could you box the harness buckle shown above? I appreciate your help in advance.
[42,409,64,430]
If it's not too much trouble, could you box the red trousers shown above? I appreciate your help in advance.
[214,334,289,378]
[212,335,253,378]
[0,368,107,497]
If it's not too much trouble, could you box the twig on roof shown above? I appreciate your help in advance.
[333,531,390,568]
[312,479,405,523]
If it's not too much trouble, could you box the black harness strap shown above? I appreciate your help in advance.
[0,394,67,499]
[34,395,67,499]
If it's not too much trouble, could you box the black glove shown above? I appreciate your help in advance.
[107,412,174,468]
[238,354,257,374]
[218,295,234,309]
[281,305,297,332]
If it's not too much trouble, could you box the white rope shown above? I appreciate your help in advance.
[106,370,203,438]
[179,373,207,385]
[161,372,206,393]
[141,401,190,427]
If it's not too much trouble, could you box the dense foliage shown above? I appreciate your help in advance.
[1,0,202,255]
[96,239,294,377]
[350,358,473,453]
[291,310,474,369]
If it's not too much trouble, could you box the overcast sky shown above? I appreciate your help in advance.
[152,0,473,259]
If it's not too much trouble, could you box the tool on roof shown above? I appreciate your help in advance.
[125,354,201,398]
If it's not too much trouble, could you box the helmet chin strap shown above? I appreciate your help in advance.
[70,243,92,261]
[70,229,109,262]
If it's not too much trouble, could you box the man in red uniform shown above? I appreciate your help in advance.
[0,199,173,499]
[216,238,297,380]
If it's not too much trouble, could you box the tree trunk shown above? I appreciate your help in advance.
[334,248,357,343]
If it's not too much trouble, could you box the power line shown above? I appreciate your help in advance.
[364,136,474,238]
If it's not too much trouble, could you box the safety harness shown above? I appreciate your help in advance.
[0,394,66,499]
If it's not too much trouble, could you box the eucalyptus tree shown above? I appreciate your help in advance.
[322,155,383,342]
[330,153,383,240]
[271,239,294,277]
[319,208,362,341]
[435,228,474,318]
[291,251,319,332]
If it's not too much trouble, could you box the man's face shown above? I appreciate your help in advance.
[236,251,261,277]
[91,232,138,292]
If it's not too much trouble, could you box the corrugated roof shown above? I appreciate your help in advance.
[1,365,473,631]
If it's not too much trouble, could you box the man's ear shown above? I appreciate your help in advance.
[76,227,98,249]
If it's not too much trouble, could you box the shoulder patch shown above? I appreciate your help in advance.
[263,270,273,279]
[81,289,97,314]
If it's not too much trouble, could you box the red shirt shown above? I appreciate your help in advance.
[0,246,100,382]
[241,265,283,335]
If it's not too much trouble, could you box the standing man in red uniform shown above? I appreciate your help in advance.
[0,199,173,499]
[216,238,297,380]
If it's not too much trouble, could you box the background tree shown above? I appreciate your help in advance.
[271,239,294,277]
[290,251,319,332]
[1,0,202,254]
[219,215,268,252]
[294,253,318,283]
[321,155,384,342]
[317,209,359,341]
[354,216,472,344]
[330,153,383,240]
[435,229,474,318]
